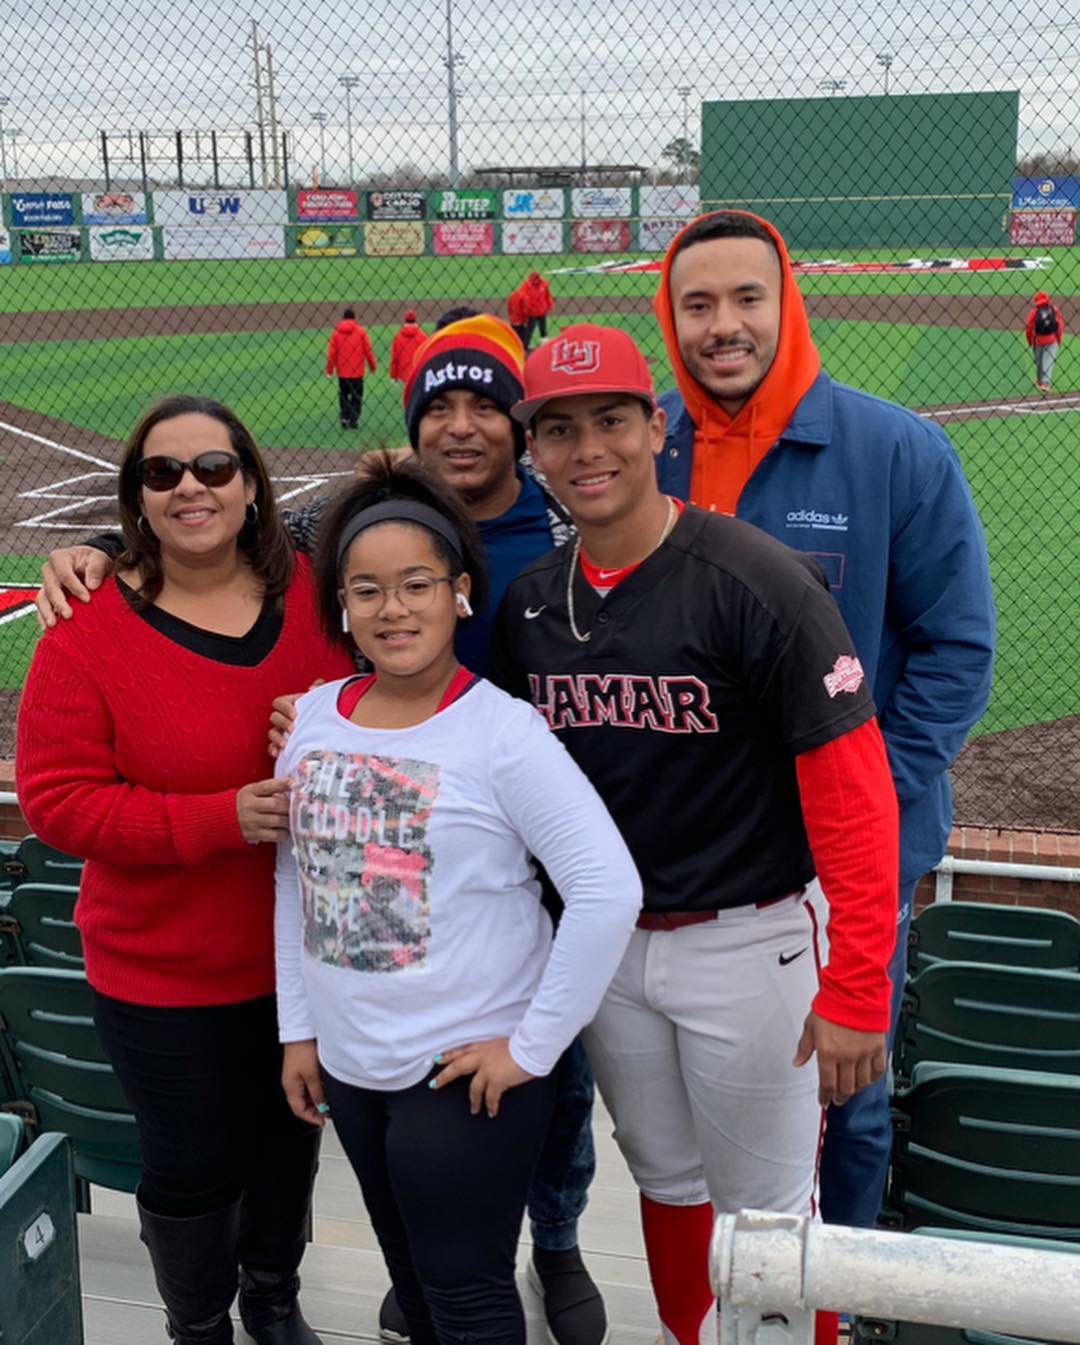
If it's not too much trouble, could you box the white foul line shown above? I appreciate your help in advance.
[0,420,118,470]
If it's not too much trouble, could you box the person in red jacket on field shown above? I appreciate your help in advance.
[507,286,530,350]
[389,310,426,383]
[1025,290,1064,391]
[326,308,377,430]
[521,270,555,347]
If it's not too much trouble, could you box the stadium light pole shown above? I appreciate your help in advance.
[310,109,328,184]
[0,98,9,190]
[338,74,361,185]
[818,78,847,96]
[444,0,460,187]
[7,128,22,179]
[876,53,894,94]
[677,85,693,183]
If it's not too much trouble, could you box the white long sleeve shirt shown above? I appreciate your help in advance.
[274,676,641,1090]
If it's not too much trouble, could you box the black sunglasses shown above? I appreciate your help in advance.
[137,451,243,492]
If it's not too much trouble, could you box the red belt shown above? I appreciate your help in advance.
[636,889,805,931]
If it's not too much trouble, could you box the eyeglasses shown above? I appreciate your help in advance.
[137,451,243,492]
[344,575,456,617]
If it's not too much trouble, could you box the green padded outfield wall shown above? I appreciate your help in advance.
[700,91,1019,249]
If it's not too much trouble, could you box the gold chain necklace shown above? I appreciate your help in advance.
[567,496,678,645]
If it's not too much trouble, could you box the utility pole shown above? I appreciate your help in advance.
[444,0,460,187]
[7,128,22,179]
[579,89,587,176]
[677,85,693,183]
[250,19,267,188]
[265,42,280,187]
[0,97,9,190]
[310,109,328,184]
[876,53,894,94]
[338,74,360,185]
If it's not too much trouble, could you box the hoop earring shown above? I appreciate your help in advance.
[341,609,351,634]
[245,502,259,524]
[456,593,474,618]
[137,515,152,536]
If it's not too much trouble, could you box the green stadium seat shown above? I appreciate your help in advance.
[895,961,1080,1085]
[0,1131,84,1343]
[0,884,82,970]
[853,1227,1080,1345]
[884,1064,1080,1242]
[0,967,141,1198]
[908,902,1080,975]
[1,837,83,889]
[0,1111,23,1174]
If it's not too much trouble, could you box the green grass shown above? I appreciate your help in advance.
[0,307,1076,739]
[0,244,1077,315]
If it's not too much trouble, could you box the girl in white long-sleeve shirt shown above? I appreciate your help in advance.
[274,455,641,1345]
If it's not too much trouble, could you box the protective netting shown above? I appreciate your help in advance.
[0,0,1076,828]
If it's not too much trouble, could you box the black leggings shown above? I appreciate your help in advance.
[93,991,316,1218]
[324,1067,556,1345]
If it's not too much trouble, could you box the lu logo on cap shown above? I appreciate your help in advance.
[551,338,601,375]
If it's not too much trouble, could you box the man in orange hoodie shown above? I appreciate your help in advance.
[507,286,530,350]
[652,211,995,1236]
[326,307,378,429]
[1025,290,1064,390]
[389,309,426,383]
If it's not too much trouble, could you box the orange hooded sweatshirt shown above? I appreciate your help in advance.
[653,211,821,515]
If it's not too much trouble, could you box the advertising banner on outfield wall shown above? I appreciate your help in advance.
[432,189,498,220]
[154,191,288,227]
[364,221,425,255]
[638,218,685,251]
[571,187,632,218]
[19,230,82,262]
[503,189,564,219]
[9,193,74,227]
[297,190,360,222]
[295,226,362,257]
[433,222,495,255]
[639,185,700,217]
[0,230,10,265]
[88,226,155,261]
[572,220,632,252]
[163,225,286,260]
[502,219,564,253]
[1009,210,1076,245]
[1011,178,1080,210]
[366,190,426,221]
[82,191,149,225]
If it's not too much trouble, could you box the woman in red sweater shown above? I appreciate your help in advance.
[17,395,352,1345]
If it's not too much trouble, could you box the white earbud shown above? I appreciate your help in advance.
[341,609,351,634]
[456,593,474,618]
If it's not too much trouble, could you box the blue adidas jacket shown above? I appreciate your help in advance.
[657,371,996,883]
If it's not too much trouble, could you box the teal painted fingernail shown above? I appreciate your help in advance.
[428,1079,437,1090]
[433,1054,443,1064]
[316,1103,330,1115]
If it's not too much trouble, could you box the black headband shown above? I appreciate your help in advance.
[336,500,464,576]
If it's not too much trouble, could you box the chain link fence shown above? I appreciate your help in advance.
[0,0,1076,829]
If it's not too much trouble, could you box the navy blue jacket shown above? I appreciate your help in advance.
[657,371,995,882]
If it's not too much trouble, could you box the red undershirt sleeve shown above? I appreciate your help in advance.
[795,717,900,1033]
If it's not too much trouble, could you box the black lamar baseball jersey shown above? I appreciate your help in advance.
[490,505,876,913]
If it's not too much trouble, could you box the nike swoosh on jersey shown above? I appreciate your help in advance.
[524,605,547,619]
[778,947,808,966]
[597,569,622,580]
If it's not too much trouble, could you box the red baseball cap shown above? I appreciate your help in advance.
[511,323,655,423]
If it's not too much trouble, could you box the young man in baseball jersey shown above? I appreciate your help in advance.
[492,323,901,1345]
[653,212,996,1229]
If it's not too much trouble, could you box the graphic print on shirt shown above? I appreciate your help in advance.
[291,750,440,973]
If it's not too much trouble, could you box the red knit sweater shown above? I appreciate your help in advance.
[15,556,353,1007]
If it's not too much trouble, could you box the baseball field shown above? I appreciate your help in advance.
[0,245,1076,826]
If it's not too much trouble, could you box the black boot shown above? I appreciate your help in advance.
[137,1192,242,1343]
[237,1123,323,1344]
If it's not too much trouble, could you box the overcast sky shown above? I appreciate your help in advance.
[0,0,1076,183]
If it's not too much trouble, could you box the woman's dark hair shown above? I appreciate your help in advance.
[671,211,780,261]
[435,305,483,330]
[314,452,488,647]
[117,394,294,604]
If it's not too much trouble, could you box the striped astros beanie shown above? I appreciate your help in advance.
[403,315,527,455]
